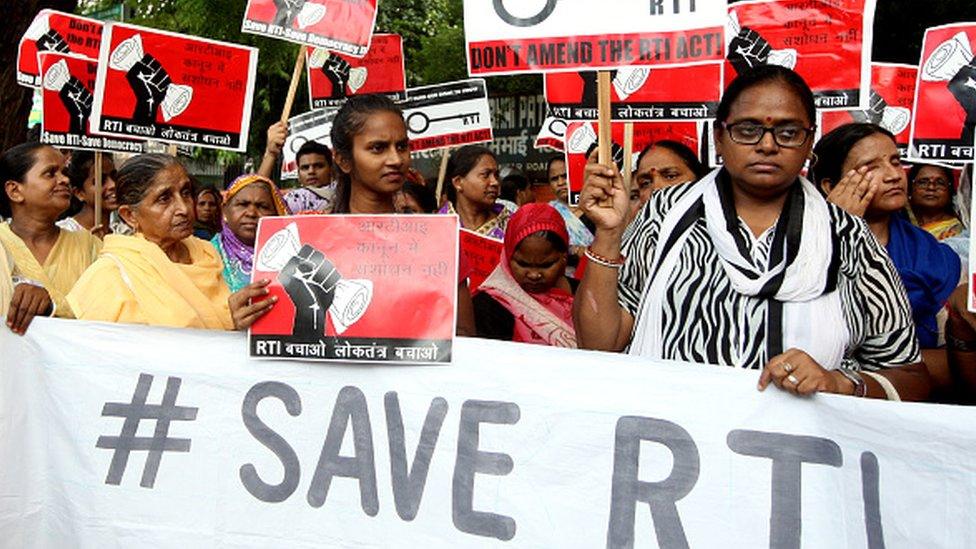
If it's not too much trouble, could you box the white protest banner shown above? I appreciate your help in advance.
[281,108,337,180]
[464,0,726,76]
[3,319,976,547]
[242,0,378,56]
[400,79,493,153]
[90,22,259,152]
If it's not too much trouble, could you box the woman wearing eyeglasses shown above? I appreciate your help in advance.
[908,164,964,241]
[575,66,930,401]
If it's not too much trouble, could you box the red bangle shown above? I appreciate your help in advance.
[584,246,625,268]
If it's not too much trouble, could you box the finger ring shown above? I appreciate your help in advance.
[787,374,799,385]
[783,362,794,373]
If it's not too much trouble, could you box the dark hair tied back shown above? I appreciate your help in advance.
[115,153,183,207]
[0,142,50,217]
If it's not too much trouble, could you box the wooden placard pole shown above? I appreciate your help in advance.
[622,122,634,190]
[597,71,612,167]
[93,151,103,229]
[435,148,452,206]
[281,47,307,124]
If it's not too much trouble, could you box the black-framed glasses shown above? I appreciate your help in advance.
[914,177,951,191]
[722,121,816,148]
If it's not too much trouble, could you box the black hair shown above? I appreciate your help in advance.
[516,229,568,254]
[115,153,184,207]
[400,181,437,213]
[64,151,117,191]
[545,155,565,178]
[0,142,51,217]
[296,140,333,166]
[634,140,707,180]
[714,65,816,129]
[329,94,404,213]
[809,123,895,193]
[445,144,496,206]
[500,172,530,203]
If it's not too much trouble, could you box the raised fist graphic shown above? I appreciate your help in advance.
[728,27,772,75]
[323,55,352,98]
[948,61,976,143]
[126,54,171,124]
[850,91,888,126]
[272,0,306,27]
[60,77,94,134]
[278,244,341,339]
[37,29,70,54]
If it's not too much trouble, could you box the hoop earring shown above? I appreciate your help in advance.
[808,152,819,166]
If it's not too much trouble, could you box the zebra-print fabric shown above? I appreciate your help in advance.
[619,180,921,371]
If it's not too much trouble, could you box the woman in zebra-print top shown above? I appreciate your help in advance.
[573,66,930,401]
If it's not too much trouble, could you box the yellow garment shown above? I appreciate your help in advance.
[921,217,965,241]
[0,223,101,318]
[0,243,13,318]
[67,234,234,330]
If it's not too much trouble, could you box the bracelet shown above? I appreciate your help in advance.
[947,331,976,352]
[836,368,867,397]
[584,247,625,269]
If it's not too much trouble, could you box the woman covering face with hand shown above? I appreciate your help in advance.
[575,66,929,401]
[211,174,289,292]
[68,154,276,331]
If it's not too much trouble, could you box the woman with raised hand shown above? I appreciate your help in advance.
[211,174,289,292]
[439,145,511,239]
[67,154,275,330]
[474,203,577,347]
[0,142,101,328]
[575,65,930,401]
[58,151,118,237]
[329,94,409,214]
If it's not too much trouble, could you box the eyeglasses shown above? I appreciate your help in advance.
[914,178,950,191]
[722,122,816,148]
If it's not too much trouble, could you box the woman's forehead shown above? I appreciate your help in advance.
[727,81,810,123]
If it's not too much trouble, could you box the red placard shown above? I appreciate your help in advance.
[545,64,722,121]
[909,24,976,163]
[726,0,875,110]
[17,10,103,88]
[90,22,258,152]
[565,121,702,205]
[820,63,917,153]
[39,52,142,154]
[242,0,377,57]
[249,215,458,364]
[306,34,406,109]
[459,229,503,295]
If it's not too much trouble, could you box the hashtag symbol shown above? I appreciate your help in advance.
[96,373,198,489]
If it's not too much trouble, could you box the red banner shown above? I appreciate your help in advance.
[242,0,377,56]
[250,215,458,364]
[820,63,917,152]
[17,10,104,88]
[544,64,722,121]
[909,24,976,163]
[306,33,406,109]
[91,23,258,152]
[459,229,503,295]
[565,121,702,205]
[725,0,875,110]
[39,52,142,154]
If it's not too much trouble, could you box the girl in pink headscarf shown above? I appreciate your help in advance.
[473,203,577,347]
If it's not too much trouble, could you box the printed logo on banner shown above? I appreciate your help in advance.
[909,24,976,163]
[400,79,493,153]
[242,0,378,56]
[724,0,876,110]
[307,34,406,109]
[249,215,458,363]
[281,108,337,180]
[90,22,259,152]
[463,0,727,75]
[39,52,144,154]
[545,64,723,121]
[535,114,568,151]
[820,63,917,154]
[565,121,702,205]
[459,229,503,294]
[17,10,104,88]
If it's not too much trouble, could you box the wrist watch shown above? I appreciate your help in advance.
[837,368,867,397]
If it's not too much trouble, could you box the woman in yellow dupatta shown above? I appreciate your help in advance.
[68,154,277,330]
[0,143,101,332]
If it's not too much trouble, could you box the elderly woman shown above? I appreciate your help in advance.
[211,174,289,292]
[575,66,930,401]
[67,154,275,330]
[908,163,965,241]
[58,151,118,235]
[474,203,577,347]
[439,145,511,239]
[0,142,101,325]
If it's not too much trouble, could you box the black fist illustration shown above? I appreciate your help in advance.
[728,27,772,75]
[272,0,306,27]
[850,91,888,126]
[323,55,352,99]
[125,54,170,124]
[278,244,341,339]
[37,29,70,54]
[579,69,618,107]
[948,62,976,143]
[60,77,93,134]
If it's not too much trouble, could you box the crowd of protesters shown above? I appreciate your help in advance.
[3,66,976,403]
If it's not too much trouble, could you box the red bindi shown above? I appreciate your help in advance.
[765,117,773,123]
